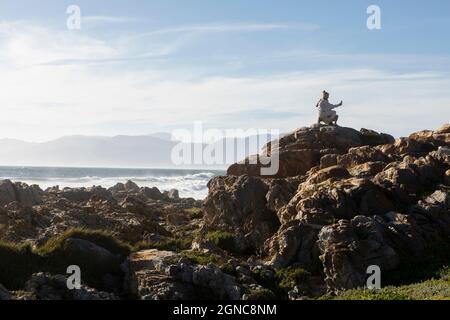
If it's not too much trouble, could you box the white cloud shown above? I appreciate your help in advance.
[0,21,448,142]
[83,16,133,24]
[134,22,310,37]
[0,21,120,67]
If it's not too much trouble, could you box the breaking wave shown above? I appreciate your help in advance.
[0,167,223,200]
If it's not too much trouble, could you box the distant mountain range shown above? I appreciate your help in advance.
[0,133,275,168]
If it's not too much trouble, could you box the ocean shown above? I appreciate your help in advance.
[0,166,225,200]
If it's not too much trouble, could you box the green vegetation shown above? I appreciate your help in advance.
[383,244,450,286]
[325,267,450,300]
[36,228,131,256]
[275,266,311,293]
[245,288,277,300]
[133,237,192,252]
[0,229,131,291]
[184,207,203,219]
[205,231,237,253]
[0,241,42,290]
[220,261,238,276]
[250,265,312,299]
[180,250,224,265]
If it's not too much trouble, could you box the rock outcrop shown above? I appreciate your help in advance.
[203,124,450,292]
[1,123,449,299]
[24,273,119,300]
[227,126,394,178]
[127,249,241,300]
[0,180,43,207]
[0,180,200,245]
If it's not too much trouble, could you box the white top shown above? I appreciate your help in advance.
[317,99,340,117]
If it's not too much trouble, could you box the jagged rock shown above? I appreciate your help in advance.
[109,182,126,193]
[279,177,395,225]
[58,186,113,202]
[124,180,140,192]
[227,126,394,178]
[270,126,394,154]
[140,187,163,200]
[435,123,450,134]
[169,263,241,300]
[305,166,350,185]
[409,123,450,147]
[227,149,320,178]
[264,220,321,269]
[316,187,450,291]
[337,146,389,168]
[317,216,400,291]
[374,155,445,196]
[265,177,303,213]
[347,161,386,178]
[24,273,119,300]
[120,195,148,214]
[203,175,279,251]
[167,189,180,200]
[2,123,449,298]
[378,137,435,157]
[432,146,450,164]
[109,180,140,194]
[0,180,43,207]
[87,186,114,201]
[320,154,338,169]
[59,188,94,202]
[127,249,240,300]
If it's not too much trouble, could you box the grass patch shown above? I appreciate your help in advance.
[326,266,450,300]
[0,228,131,291]
[205,231,237,253]
[276,266,311,293]
[0,242,42,290]
[184,207,203,219]
[245,288,277,300]
[133,237,192,252]
[383,243,450,286]
[250,266,311,299]
[220,261,238,277]
[180,250,224,265]
[37,228,131,257]
[37,229,131,290]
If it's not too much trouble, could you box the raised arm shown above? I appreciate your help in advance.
[330,100,343,109]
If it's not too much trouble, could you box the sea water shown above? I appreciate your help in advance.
[0,166,225,200]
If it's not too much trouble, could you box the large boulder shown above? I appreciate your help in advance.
[203,175,279,251]
[127,249,240,300]
[59,188,92,202]
[374,154,446,197]
[140,187,164,200]
[227,126,394,178]
[0,180,43,207]
[279,177,395,225]
[271,126,394,154]
[316,187,450,291]
[317,216,400,291]
[227,149,320,178]
[409,123,450,147]
[24,273,119,300]
[264,220,321,269]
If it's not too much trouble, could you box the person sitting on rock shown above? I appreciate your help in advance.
[316,91,343,125]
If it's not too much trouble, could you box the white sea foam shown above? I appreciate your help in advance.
[0,167,221,200]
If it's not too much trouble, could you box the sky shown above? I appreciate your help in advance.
[0,0,449,142]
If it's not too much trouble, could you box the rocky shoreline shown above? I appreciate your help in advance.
[1,124,449,300]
